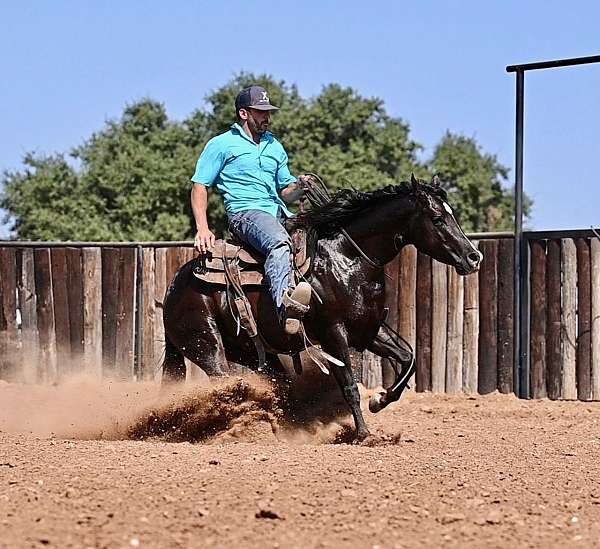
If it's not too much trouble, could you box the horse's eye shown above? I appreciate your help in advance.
[432,216,444,227]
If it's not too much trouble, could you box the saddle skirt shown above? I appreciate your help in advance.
[192,229,311,286]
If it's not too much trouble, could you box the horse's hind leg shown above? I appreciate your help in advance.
[162,267,229,381]
[163,323,229,382]
[162,335,186,382]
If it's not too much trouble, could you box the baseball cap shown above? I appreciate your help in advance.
[235,86,280,112]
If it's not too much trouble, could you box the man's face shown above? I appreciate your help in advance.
[241,108,271,135]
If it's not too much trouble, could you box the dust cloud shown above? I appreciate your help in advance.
[0,372,355,444]
[0,375,166,439]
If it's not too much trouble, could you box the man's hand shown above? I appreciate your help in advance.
[297,174,315,190]
[191,185,215,254]
[194,227,216,254]
[281,175,315,204]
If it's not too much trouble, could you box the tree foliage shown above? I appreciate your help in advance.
[2,100,211,240]
[1,74,527,240]
[428,132,530,232]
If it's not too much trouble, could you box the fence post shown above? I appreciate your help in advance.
[134,245,144,380]
[561,239,577,399]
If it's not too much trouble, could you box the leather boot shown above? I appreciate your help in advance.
[282,281,311,335]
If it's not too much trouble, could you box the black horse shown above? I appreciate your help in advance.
[162,175,482,440]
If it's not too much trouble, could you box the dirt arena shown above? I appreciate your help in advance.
[2,375,600,549]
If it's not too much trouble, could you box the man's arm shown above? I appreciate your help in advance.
[191,184,216,253]
[280,180,305,204]
[280,174,315,204]
[275,145,310,204]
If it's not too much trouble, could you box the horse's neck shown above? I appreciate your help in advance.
[342,199,414,266]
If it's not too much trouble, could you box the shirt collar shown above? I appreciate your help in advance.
[231,123,273,145]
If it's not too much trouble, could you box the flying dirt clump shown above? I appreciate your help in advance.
[128,378,283,443]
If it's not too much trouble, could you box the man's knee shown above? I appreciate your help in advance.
[267,237,293,259]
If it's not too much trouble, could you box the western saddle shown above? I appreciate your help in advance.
[191,229,312,370]
[191,228,311,287]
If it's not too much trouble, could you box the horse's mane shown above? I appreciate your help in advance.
[292,180,448,237]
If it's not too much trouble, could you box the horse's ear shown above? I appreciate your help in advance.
[432,174,441,187]
[410,173,419,191]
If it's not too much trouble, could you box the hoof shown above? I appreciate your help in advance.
[368,391,387,413]
[354,429,371,443]
[357,434,384,447]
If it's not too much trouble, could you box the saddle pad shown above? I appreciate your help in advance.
[193,257,311,287]
[193,269,266,286]
[199,255,261,271]
[208,239,262,264]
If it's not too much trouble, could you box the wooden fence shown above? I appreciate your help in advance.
[0,245,195,383]
[527,235,600,401]
[0,233,598,400]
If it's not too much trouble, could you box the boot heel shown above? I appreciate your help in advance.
[285,318,301,335]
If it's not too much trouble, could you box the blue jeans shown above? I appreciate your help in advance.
[228,209,293,315]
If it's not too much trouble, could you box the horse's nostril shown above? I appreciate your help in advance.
[467,252,481,265]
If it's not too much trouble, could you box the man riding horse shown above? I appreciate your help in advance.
[167,85,483,441]
[191,85,312,335]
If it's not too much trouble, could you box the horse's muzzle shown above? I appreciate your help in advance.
[456,250,483,275]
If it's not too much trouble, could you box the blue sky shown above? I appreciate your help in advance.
[1,0,599,237]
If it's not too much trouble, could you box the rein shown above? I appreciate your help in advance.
[300,172,397,277]
[339,227,385,269]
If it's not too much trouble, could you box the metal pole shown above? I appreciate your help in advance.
[507,54,600,73]
[513,70,523,397]
[513,69,529,398]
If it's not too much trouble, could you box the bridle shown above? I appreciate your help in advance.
[339,227,385,269]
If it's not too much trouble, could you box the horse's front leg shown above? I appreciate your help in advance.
[366,324,415,413]
[321,322,370,441]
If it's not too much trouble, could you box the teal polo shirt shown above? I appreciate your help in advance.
[191,123,297,217]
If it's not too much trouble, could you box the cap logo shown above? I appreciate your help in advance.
[259,91,269,103]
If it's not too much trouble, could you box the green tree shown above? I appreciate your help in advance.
[427,132,529,232]
[74,99,201,240]
[2,100,217,240]
[1,153,102,240]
